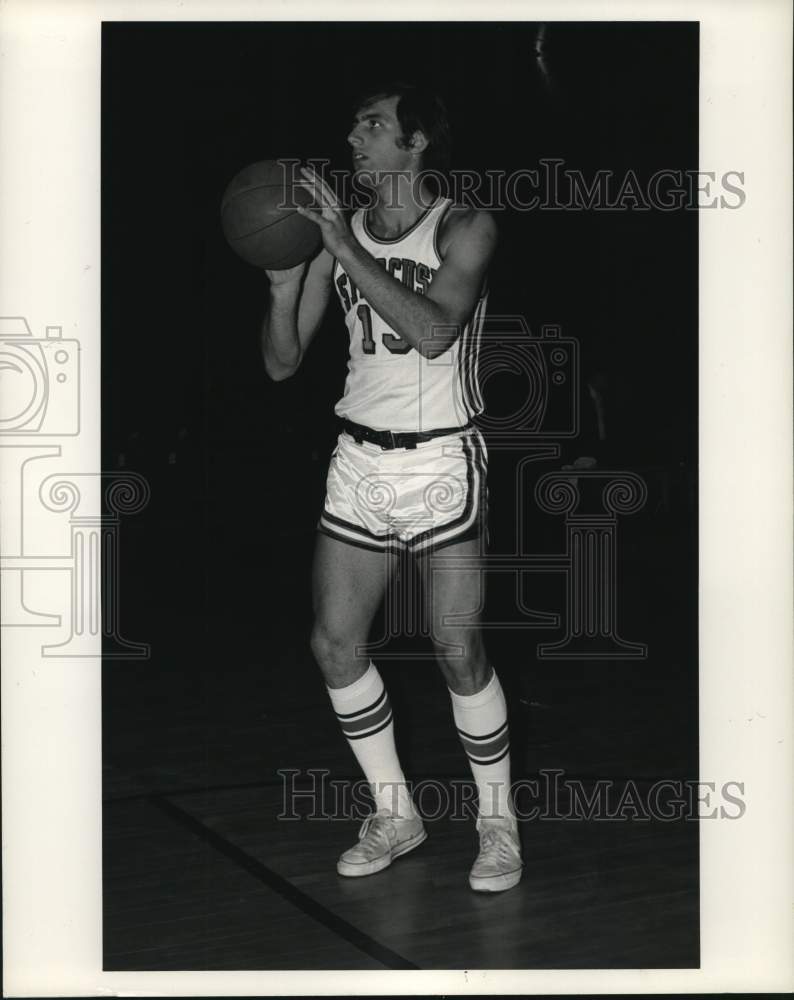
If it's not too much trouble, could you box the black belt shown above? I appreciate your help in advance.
[340,418,471,450]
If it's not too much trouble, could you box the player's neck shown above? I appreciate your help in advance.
[369,176,436,239]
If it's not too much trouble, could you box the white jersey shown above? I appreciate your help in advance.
[332,197,486,433]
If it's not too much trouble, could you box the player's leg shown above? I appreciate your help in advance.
[418,535,508,812]
[311,532,425,875]
[418,535,522,891]
[311,530,393,689]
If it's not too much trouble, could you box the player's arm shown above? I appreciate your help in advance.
[298,173,496,358]
[338,209,496,358]
[260,248,335,381]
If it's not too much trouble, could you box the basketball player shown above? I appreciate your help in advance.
[261,83,522,892]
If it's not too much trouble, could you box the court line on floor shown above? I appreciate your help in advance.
[105,776,284,806]
[149,793,420,971]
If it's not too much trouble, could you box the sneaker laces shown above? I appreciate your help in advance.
[476,819,522,865]
[357,811,397,848]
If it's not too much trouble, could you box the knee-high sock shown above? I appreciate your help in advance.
[326,662,414,817]
[449,669,513,820]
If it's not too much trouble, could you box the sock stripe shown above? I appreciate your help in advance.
[326,665,411,816]
[335,688,388,721]
[456,720,508,743]
[338,694,393,737]
[466,744,511,766]
[458,725,510,762]
[345,712,394,741]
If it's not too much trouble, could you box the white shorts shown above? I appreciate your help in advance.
[318,426,488,555]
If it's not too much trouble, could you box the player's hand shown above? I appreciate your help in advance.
[265,262,307,287]
[295,166,352,257]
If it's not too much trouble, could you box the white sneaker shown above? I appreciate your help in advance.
[337,810,427,878]
[469,816,523,892]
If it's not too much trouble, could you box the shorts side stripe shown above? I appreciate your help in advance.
[319,510,391,547]
[409,431,487,553]
[318,523,390,553]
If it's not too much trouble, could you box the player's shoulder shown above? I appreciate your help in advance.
[437,201,497,256]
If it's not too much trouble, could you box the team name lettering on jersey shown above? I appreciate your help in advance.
[335,258,436,314]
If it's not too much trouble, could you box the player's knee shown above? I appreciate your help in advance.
[309,621,336,667]
[436,637,486,674]
[310,620,358,673]
[434,630,490,691]
[432,624,484,661]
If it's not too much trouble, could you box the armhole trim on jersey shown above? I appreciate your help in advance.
[432,198,453,264]
[349,207,365,239]
[457,293,487,417]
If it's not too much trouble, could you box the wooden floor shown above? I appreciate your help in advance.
[104,785,697,970]
[103,510,698,970]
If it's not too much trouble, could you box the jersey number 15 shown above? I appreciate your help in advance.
[358,304,412,355]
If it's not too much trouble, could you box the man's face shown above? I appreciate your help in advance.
[347,95,418,184]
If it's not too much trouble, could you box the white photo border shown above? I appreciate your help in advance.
[1,0,792,995]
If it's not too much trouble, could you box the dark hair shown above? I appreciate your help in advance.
[352,81,452,172]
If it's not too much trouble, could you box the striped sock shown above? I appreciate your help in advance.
[326,662,415,818]
[449,669,513,820]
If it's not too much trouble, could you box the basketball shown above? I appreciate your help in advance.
[220,159,323,270]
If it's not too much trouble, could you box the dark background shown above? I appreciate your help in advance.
[102,21,699,970]
[102,18,698,638]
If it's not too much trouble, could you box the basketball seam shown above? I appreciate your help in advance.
[221,179,300,204]
[224,206,305,241]
[229,218,318,269]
